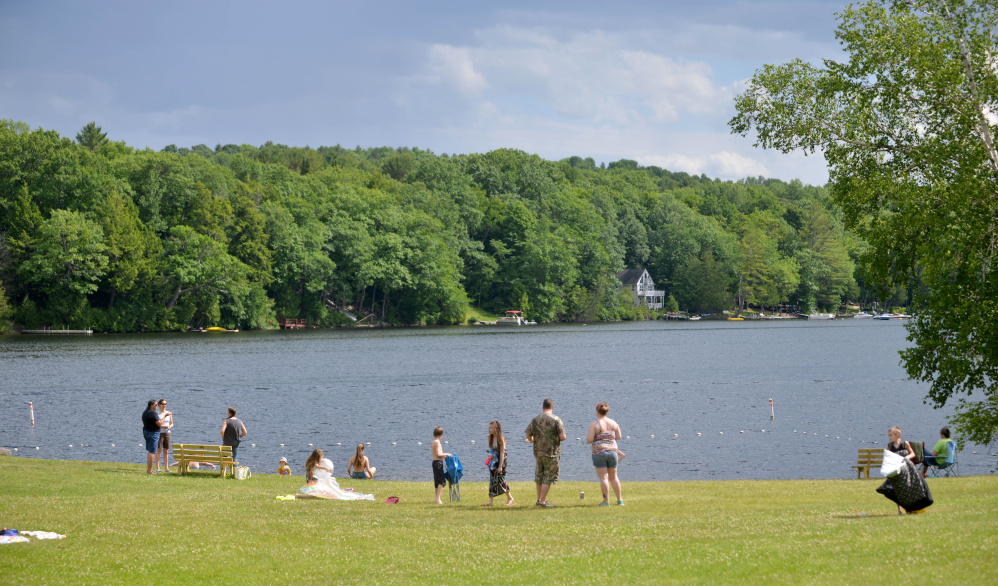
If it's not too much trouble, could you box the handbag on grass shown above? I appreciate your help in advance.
[234,465,251,480]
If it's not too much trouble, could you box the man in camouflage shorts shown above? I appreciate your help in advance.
[525,398,567,507]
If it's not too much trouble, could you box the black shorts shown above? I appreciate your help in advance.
[432,460,446,487]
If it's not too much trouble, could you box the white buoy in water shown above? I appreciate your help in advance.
[719,431,723,435]
[279,444,285,447]
[813,433,817,436]
[336,443,341,446]
[470,440,476,443]
[417,441,422,445]
[68,444,73,447]
[650,435,655,438]
[366,442,371,445]
[673,434,678,437]
[35,447,39,450]
[825,435,829,438]
[696,432,701,436]
[836,437,840,439]
[111,444,115,447]
[251,444,256,447]
[576,438,581,441]
[13,448,16,452]
[740,431,745,434]
[308,443,313,447]
[626,436,630,439]
[444,441,449,444]
[392,442,396,445]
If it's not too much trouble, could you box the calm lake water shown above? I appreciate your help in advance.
[1,319,993,482]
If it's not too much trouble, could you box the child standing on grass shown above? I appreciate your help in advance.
[278,457,291,475]
[431,426,452,504]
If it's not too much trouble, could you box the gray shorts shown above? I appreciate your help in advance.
[591,451,618,468]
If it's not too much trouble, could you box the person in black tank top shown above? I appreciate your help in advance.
[220,407,247,462]
[885,426,915,515]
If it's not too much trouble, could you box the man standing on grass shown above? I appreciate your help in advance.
[526,398,566,507]
[142,399,165,474]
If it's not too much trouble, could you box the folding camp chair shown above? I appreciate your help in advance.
[445,454,463,502]
[926,440,959,477]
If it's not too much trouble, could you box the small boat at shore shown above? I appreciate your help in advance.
[853,312,873,319]
[873,313,911,320]
[874,313,910,320]
[205,327,239,332]
[496,310,535,326]
[805,313,835,320]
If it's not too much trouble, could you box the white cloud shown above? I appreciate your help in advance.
[427,27,732,125]
[428,45,488,96]
[408,26,810,181]
[636,154,707,175]
[709,151,769,178]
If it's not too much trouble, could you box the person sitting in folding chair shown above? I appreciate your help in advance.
[921,427,958,478]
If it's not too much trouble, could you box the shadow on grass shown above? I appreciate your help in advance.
[832,511,904,519]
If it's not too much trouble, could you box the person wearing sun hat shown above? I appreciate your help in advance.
[278,457,291,475]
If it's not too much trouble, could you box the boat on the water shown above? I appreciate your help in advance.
[875,313,910,320]
[496,310,535,326]
[689,315,701,321]
[205,327,239,332]
[853,312,873,319]
[805,313,835,320]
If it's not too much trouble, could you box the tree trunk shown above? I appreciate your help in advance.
[166,284,182,309]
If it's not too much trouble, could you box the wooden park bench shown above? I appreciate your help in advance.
[173,444,237,478]
[852,448,883,479]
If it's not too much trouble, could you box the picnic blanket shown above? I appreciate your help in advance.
[877,459,934,512]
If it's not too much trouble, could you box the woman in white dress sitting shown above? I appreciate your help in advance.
[299,449,374,501]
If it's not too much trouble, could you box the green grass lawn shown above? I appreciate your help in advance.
[1,457,995,584]
[465,305,500,323]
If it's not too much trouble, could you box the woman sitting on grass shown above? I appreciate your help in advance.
[299,449,374,501]
[348,444,376,479]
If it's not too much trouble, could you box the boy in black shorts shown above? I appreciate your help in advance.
[431,426,452,504]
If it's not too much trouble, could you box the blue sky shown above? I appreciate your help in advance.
[1,1,849,184]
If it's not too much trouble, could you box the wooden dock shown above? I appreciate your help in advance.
[21,329,93,335]
[278,318,306,329]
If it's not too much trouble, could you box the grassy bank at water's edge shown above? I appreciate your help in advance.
[1,457,996,584]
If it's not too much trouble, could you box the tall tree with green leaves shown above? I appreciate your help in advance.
[730,0,998,447]
[75,121,107,151]
[21,209,108,296]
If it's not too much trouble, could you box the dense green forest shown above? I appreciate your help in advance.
[0,119,904,332]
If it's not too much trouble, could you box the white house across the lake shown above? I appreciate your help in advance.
[617,269,665,310]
